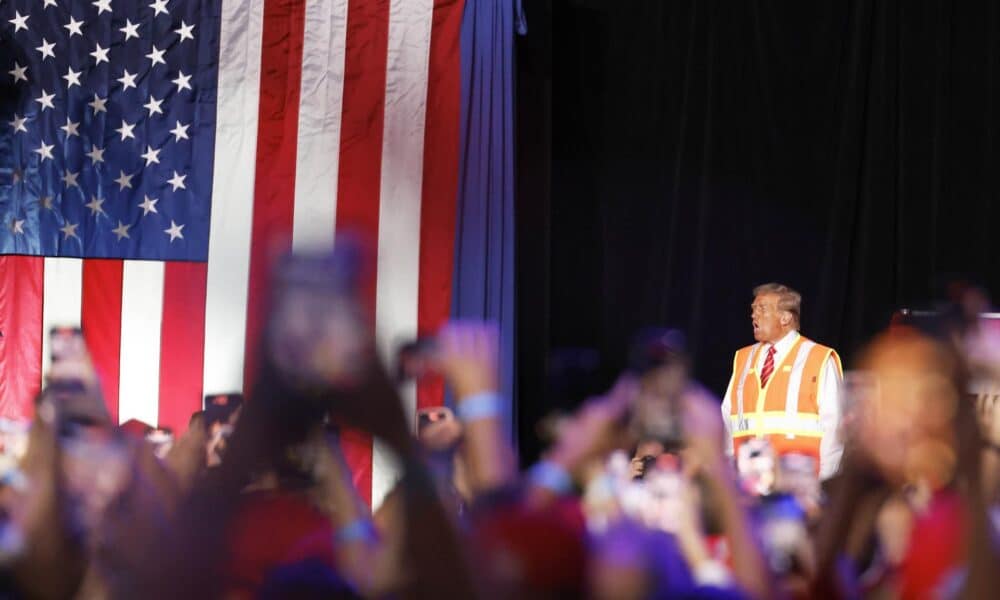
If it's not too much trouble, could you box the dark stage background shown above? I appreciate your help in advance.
[516,0,1000,464]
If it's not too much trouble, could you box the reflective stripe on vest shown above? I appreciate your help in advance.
[784,339,816,416]
[735,343,761,422]
[729,411,823,438]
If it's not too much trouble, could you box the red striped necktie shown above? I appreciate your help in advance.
[760,345,777,386]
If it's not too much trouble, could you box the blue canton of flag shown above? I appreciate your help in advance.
[0,0,221,260]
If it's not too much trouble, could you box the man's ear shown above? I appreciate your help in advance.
[780,312,792,327]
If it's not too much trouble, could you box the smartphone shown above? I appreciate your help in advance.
[397,338,440,381]
[44,327,112,429]
[628,328,690,452]
[737,438,778,496]
[203,393,243,431]
[267,246,371,390]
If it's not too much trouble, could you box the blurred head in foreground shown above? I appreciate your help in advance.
[854,327,966,490]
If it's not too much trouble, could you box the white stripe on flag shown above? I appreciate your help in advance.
[118,260,164,426]
[292,0,349,252]
[41,257,83,381]
[203,0,266,395]
[371,0,435,510]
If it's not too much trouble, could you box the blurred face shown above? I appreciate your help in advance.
[751,293,791,343]
[856,332,959,488]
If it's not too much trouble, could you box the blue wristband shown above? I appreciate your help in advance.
[455,392,502,422]
[334,518,378,544]
[528,460,574,496]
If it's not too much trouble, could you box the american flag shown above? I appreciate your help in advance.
[0,0,463,508]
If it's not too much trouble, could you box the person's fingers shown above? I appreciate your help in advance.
[453,321,473,358]
[605,376,639,418]
[477,323,499,361]
[436,323,459,359]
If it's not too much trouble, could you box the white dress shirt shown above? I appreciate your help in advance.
[721,330,843,480]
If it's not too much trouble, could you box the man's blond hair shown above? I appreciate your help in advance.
[753,282,801,328]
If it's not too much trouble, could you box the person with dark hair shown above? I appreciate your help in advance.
[721,283,845,480]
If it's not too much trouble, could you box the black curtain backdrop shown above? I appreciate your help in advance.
[516,0,1000,463]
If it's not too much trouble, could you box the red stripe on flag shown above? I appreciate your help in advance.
[0,256,43,419]
[159,262,208,434]
[336,0,392,505]
[416,0,464,411]
[81,259,123,424]
[243,0,308,393]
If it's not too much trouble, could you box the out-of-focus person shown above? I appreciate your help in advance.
[813,326,1000,599]
[722,283,844,480]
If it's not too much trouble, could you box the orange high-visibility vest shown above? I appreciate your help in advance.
[726,334,843,466]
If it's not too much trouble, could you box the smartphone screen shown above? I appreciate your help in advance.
[267,251,371,389]
[737,438,778,496]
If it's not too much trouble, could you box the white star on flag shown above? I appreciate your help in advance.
[10,219,24,235]
[89,94,108,114]
[120,19,141,41]
[39,196,53,209]
[170,121,190,141]
[86,145,105,165]
[85,196,106,217]
[91,43,110,65]
[60,222,79,240]
[8,62,27,83]
[114,170,134,190]
[112,221,132,241]
[9,12,29,33]
[172,71,192,92]
[63,67,83,89]
[93,0,113,15]
[118,69,138,91]
[167,170,187,191]
[64,16,85,37]
[116,120,136,141]
[41,0,58,8]
[60,118,80,137]
[141,145,161,166]
[150,0,171,17]
[146,46,167,67]
[164,220,185,242]
[9,114,27,134]
[144,96,164,116]
[61,170,80,188]
[34,141,54,161]
[139,195,158,216]
[36,39,56,61]
[175,21,195,42]
[35,90,55,111]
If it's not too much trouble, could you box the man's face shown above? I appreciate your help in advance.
[751,293,788,343]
